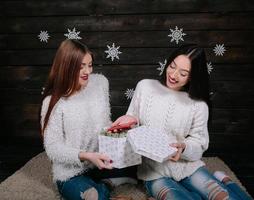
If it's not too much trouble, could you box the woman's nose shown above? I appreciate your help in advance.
[83,66,90,74]
[172,70,178,78]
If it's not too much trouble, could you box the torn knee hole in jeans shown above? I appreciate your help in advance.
[80,187,98,200]
[156,186,171,200]
[206,180,229,200]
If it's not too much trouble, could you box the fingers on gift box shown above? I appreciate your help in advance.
[99,130,142,169]
[107,123,133,132]
[127,126,178,163]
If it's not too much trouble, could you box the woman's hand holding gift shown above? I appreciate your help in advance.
[169,142,186,162]
[79,152,113,170]
[108,115,138,132]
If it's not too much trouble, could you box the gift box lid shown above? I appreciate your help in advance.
[127,126,177,163]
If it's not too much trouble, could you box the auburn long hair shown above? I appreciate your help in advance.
[41,39,92,134]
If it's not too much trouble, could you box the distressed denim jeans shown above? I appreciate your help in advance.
[55,166,137,200]
[145,166,252,200]
[56,175,110,200]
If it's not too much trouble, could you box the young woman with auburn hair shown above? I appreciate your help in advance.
[41,39,113,200]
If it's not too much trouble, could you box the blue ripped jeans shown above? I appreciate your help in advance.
[56,175,110,200]
[145,167,252,200]
[56,166,138,200]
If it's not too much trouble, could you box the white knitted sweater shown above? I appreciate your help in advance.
[126,79,209,181]
[41,74,111,182]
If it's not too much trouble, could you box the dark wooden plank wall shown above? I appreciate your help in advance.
[1,0,254,196]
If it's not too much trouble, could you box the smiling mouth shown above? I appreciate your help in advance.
[81,75,88,80]
[168,76,177,84]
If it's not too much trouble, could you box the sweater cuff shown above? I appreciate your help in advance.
[181,142,193,160]
[70,148,84,166]
[133,116,140,126]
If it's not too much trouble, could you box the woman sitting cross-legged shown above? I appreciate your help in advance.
[40,39,136,200]
[109,45,252,200]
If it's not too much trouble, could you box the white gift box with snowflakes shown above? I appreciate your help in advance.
[99,133,142,169]
[127,126,178,163]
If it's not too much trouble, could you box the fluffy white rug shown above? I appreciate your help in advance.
[0,152,246,200]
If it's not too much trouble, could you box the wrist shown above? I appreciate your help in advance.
[126,115,139,125]
[79,151,91,162]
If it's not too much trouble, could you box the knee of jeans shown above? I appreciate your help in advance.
[80,187,98,200]
[206,180,229,200]
[155,186,171,200]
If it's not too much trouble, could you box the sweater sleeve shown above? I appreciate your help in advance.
[41,97,83,166]
[126,80,143,120]
[181,101,209,161]
[101,75,112,126]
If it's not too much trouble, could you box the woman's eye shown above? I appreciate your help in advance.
[181,74,187,77]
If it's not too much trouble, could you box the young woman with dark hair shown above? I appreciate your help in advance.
[109,45,252,200]
[160,45,210,106]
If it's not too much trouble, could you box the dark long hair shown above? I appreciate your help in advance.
[160,45,210,106]
[41,39,93,134]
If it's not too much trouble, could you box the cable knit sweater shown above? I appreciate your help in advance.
[41,74,111,182]
[126,79,209,181]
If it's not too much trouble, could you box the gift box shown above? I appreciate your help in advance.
[99,130,142,169]
[127,126,178,163]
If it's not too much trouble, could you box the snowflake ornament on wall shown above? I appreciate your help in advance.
[38,31,50,43]
[168,26,186,44]
[105,43,122,61]
[125,88,135,100]
[213,44,226,56]
[64,28,82,40]
[209,91,215,100]
[207,62,213,74]
[41,87,45,95]
[157,59,167,76]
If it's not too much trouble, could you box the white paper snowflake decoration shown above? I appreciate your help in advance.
[209,91,215,100]
[157,59,167,76]
[213,44,226,56]
[64,28,82,40]
[168,26,186,44]
[38,31,50,43]
[207,62,213,74]
[41,87,45,95]
[105,43,122,61]
[125,88,135,100]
